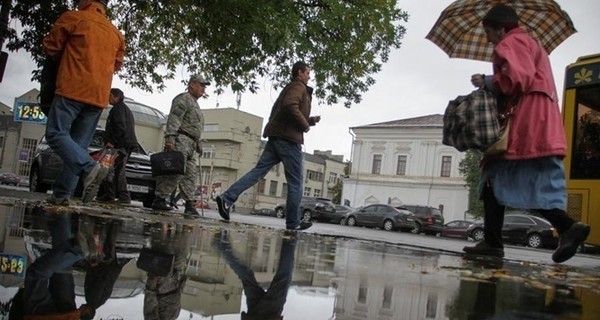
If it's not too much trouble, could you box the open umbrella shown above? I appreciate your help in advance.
[425,0,576,62]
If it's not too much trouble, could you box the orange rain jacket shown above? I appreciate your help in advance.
[43,2,125,109]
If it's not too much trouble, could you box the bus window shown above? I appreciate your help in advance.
[570,85,600,179]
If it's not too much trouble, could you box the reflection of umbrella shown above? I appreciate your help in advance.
[425,0,576,61]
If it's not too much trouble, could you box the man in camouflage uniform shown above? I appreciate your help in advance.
[151,74,208,215]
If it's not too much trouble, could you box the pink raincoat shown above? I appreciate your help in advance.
[487,27,567,161]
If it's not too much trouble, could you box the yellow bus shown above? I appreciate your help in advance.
[562,53,600,248]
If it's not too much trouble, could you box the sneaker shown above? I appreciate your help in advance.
[463,241,504,258]
[286,221,313,231]
[552,222,590,263]
[46,195,70,206]
[151,197,173,211]
[184,200,199,216]
[96,195,116,203]
[216,196,231,221]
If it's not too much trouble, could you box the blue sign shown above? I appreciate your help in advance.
[14,101,47,123]
[565,61,600,89]
[0,253,26,278]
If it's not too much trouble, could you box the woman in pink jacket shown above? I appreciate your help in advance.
[463,4,590,263]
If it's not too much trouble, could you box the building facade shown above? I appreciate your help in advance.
[342,114,469,222]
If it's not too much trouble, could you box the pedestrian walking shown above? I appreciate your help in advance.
[217,61,320,231]
[151,74,209,215]
[462,4,590,263]
[42,0,125,206]
[96,88,138,204]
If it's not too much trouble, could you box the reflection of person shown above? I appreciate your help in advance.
[97,88,138,204]
[152,75,209,216]
[42,0,125,206]
[215,231,297,320]
[143,224,191,320]
[463,4,590,263]
[217,61,319,231]
[19,212,95,319]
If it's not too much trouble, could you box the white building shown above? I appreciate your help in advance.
[342,114,469,222]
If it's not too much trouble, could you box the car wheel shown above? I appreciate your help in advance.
[339,218,346,225]
[302,210,312,222]
[527,233,543,248]
[30,167,50,193]
[471,228,485,241]
[347,216,357,227]
[411,222,422,234]
[383,219,394,231]
[276,208,284,218]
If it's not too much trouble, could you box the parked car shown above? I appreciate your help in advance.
[440,220,483,240]
[274,197,337,222]
[344,204,416,232]
[18,177,30,188]
[251,208,277,217]
[401,205,445,235]
[467,213,559,249]
[333,205,354,224]
[29,128,156,207]
[0,172,21,186]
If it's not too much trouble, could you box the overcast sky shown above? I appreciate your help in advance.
[1,0,599,161]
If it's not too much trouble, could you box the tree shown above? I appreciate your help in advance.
[1,0,408,107]
[458,150,483,220]
[330,161,349,204]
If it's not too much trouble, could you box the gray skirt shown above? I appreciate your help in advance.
[479,156,567,210]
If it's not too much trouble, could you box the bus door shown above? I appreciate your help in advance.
[562,54,600,247]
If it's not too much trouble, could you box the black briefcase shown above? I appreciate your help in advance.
[150,150,185,177]
[136,248,174,276]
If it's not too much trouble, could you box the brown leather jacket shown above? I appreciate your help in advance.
[43,2,126,109]
[263,79,314,144]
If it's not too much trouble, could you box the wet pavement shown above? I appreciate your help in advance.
[1,188,600,319]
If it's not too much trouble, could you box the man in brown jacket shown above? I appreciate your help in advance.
[217,61,320,230]
[42,0,125,205]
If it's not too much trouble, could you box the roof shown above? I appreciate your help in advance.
[351,114,444,130]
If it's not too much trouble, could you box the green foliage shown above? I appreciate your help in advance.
[458,150,483,219]
[4,0,408,107]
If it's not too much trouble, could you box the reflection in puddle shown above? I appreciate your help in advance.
[0,203,599,319]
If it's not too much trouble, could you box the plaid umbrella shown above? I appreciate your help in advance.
[425,0,576,62]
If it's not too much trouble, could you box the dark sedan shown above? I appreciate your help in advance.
[344,204,416,232]
[0,172,21,186]
[441,220,482,240]
[464,213,558,249]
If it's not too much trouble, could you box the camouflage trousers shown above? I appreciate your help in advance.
[154,134,199,201]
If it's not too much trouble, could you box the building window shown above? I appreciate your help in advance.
[382,285,393,309]
[328,172,338,183]
[371,154,382,174]
[396,155,407,175]
[313,189,321,197]
[269,181,278,196]
[201,146,215,159]
[17,138,37,177]
[281,183,287,198]
[441,156,452,177]
[201,171,211,186]
[303,187,311,197]
[258,179,266,194]
[358,280,368,304]
[306,170,323,182]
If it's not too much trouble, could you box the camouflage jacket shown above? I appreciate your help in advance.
[165,92,204,143]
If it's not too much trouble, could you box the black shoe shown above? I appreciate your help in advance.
[463,241,504,258]
[216,196,230,221]
[184,200,199,216]
[552,222,590,263]
[152,197,173,211]
[287,221,313,231]
[46,195,70,206]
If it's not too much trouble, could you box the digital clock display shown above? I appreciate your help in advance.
[14,101,47,123]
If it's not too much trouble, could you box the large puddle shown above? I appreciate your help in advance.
[1,203,599,319]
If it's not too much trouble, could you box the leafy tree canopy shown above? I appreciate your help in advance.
[2,0,408,107]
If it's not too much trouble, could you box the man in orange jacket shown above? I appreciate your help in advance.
[42,0,125,206]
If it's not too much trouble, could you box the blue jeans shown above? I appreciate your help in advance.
[221,137,304,228]
[45,96,102,198]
